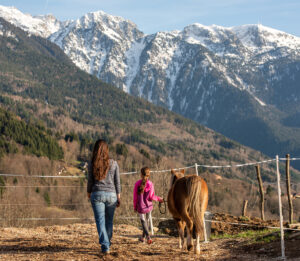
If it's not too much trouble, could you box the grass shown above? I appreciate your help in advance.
[66,166,82,176]
[211,229,281,244]
[238,216,250,222]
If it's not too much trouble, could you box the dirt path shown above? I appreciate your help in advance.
[0,223,299,260]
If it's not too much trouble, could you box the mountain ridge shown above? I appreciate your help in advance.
[1,5,300,168]
[0,15,284,182]
[1,5,299,107]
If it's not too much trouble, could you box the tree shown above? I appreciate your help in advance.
[116,143,128,158]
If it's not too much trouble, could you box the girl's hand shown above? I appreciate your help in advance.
[87,192,91,199]
[159,198,164,203]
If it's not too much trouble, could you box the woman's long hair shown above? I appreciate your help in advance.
[92,139,110,181]
[138,167,150,194]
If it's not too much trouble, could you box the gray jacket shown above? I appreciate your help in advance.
[87,159,121,194]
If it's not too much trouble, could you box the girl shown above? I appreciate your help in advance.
[133,167,163,244]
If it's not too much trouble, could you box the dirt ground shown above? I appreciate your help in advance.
[1,223,300,261]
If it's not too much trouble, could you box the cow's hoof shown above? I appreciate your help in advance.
[195,248,200,255]
[187,245,193,251]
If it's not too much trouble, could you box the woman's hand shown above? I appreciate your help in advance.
[87,192,91,199]
[117,199,121,207]
[117,194,121,207]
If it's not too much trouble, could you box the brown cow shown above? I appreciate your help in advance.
[167,169,208,254]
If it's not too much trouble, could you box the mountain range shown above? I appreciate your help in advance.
[1,7,300,223]
[1,14,284,183]
[1,5,300,168]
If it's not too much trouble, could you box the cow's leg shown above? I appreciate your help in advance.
[195,212,205,254]
[181,211,193,251]
[195,232,200,254]
[175,219,186,249]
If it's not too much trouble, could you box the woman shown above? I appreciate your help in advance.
[87,139,121,254]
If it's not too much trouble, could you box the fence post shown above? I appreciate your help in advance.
[195,163,199,176]
[255,165,265,220]
[285,154,293,224]
[242,200,248,217]
[276,155,285,260]
[203,212,208,243]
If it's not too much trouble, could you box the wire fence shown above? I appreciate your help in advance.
[1,156,296,178]
[0,216,299,232]
[1,155,300,259]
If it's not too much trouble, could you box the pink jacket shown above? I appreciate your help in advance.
[133,180,162,214]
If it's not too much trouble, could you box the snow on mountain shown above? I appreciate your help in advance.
[0,5,62,38]
[47,10,144,88]
[2,5,300,164]
[232,24,300,50]
[0,23,18,41]
[1,5,299,98]
[1,5,300,126]
[125,38,146,93]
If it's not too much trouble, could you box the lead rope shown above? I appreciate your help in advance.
[159,173,167,214]
[159,199,166,214]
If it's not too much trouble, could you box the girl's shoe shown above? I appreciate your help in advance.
[139,237,145,243]
[146,237,153,244]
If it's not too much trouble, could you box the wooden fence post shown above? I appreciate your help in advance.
[255,165,265,220]
[242,200,248,217]
[286,154,293,224]
[276,155,285,259]
[195,163,199,176]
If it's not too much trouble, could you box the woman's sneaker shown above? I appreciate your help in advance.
[139,237,145,243]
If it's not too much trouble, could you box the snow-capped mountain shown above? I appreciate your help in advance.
[0,5,63,38]
[1,5,300,160]
[49,10,144,91]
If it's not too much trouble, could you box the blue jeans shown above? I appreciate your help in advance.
[91,191,117,252]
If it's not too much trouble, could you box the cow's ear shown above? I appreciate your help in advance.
[171,169,176,175]
[180,169,185,174]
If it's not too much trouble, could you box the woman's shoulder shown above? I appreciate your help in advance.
[109,159,118,167]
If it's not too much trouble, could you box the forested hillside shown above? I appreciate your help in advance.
[2,7,300,171]
[0,107,63,159]
[1,17,300,228]
[0,17,298,181]
[0,17,166,126]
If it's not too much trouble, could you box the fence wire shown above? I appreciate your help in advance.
[0,156,299,256]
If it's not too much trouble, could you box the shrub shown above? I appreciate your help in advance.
[0,176,5,198]
[43,192,51,206]
[140,149,150,159]
[219,139,236,149]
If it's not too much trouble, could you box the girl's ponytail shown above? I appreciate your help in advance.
[138,167,150,194]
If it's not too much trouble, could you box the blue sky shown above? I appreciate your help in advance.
[1,0,300,36]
